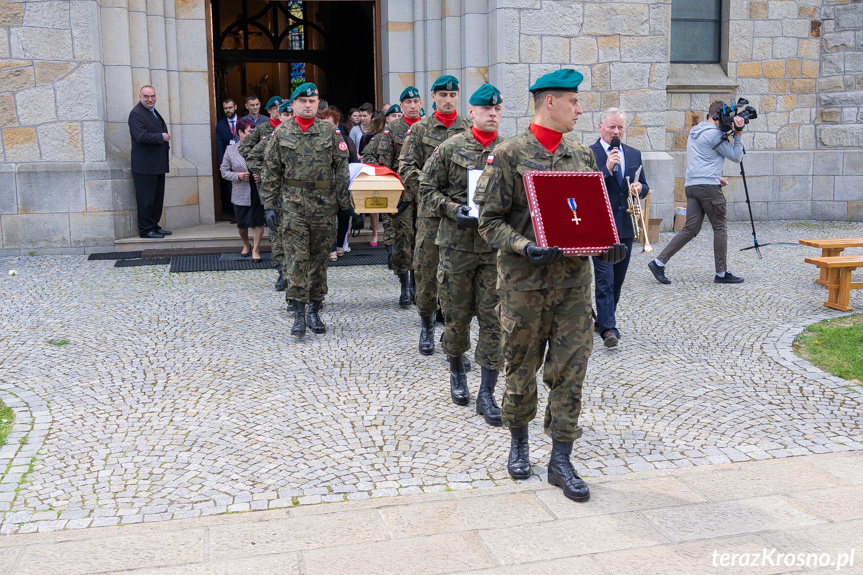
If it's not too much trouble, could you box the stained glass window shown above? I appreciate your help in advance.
[288,1,305,89]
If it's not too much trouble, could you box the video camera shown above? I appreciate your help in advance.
[713,97,758,138]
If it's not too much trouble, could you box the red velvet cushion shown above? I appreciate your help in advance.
[524,171,619,256]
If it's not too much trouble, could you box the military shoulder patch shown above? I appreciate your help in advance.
[336,129,341,134]
[486,154,494,164]
[338,141,348,151]
[406,129,411,135]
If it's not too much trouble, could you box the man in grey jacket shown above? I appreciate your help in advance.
[648,100,746,285]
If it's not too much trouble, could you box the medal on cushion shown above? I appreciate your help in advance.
[567,197,581,224]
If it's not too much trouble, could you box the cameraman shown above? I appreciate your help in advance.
[647,100,745,285]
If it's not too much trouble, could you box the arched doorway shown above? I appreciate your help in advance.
[209,0,380,220]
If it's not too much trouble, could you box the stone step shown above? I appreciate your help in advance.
[114,221,384,252]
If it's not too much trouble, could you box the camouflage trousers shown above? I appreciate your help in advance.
[282,210,337,304]
[499,285,593,441]
[271,228,284,269]
[382,214,394,246]
[391,202,416,275]
[437,247,503,370]
[413,216,441,316]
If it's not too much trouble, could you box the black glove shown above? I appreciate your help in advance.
[524,242,565,266]
[396,200,411,216]
[453,205,478,229]
[264,209,279,234]
[598,243,628,265]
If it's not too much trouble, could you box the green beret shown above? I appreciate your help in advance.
[528,69,584,94]
[264,96,283,110]
[399,86,420,101]
[290,82,319,101]
[430,75,460,92]
[469,84,503,106]
[279,100,293,114]
[385,104,401,116]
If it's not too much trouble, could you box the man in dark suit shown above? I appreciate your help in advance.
[128,85,171,239]
[589,108,650,348]
[216,98,239,220]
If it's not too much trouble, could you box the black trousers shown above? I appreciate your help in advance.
[132,172,165,235]
[333,208,350,251]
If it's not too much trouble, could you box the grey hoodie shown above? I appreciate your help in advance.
[684,121,744,187]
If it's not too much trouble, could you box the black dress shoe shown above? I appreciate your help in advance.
[507,426,531,480]
[140,230,164,239]
[158,229,172,235]
[252,257,262,263]
[240,251,250,258]
[547,440,590,502]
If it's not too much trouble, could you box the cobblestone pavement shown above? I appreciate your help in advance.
[0,221,861,534]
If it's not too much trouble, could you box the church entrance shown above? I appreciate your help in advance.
[208,0,379,221]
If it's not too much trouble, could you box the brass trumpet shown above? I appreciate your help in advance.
[626,170,653,253]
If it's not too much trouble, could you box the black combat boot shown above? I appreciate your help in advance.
[547,440,590,502]
[448,354,469,406]
[409,270,416,304]
[307,300,326,334]
[274,265,286,291]
[463,356,471,372]
[290,300,306,339]
[507,425,531,480]
[418,314,435,355]
[475,367,502,426]
[386,244,394,270]
[398,273,411,308]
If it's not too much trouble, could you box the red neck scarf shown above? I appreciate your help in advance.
[404,115,421,126]
[435,110,458,128]
[295,116,315,132]
[472,127,497,149]
[529,123,563,153]
[270,117,281,129]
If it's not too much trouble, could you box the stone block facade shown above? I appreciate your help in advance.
[1,0,861,251]
[0,0,213,254]
[382,0,862,230]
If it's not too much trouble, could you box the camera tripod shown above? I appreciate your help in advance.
[737,151,771,259]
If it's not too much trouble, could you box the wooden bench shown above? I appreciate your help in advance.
[803,256,863,312]
[799,238,863,285]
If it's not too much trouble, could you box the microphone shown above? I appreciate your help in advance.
[610,137,621,174]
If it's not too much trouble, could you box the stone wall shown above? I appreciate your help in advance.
[380,0,861,229]
[0,0,213,254]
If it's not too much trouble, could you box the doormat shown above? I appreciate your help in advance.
[114,258,171,267]
[88,251,143,260]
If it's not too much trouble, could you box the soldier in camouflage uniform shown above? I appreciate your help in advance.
[239,96,285,290]
[399,76,471,357]
[475,69,627,501]
[418,84,505,425]
[363,87,423,302]
[260,83,351,339]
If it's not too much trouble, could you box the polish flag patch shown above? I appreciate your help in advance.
[486,154,494,164]
[338,141,348,151]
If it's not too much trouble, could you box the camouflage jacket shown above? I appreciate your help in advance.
[399,114,472,218]
[365,117,412,171]
[475,128,599,291]
[259,118,351,215]
[419,129,503,253]
[359,130,383,164]
[238,120,277,173]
